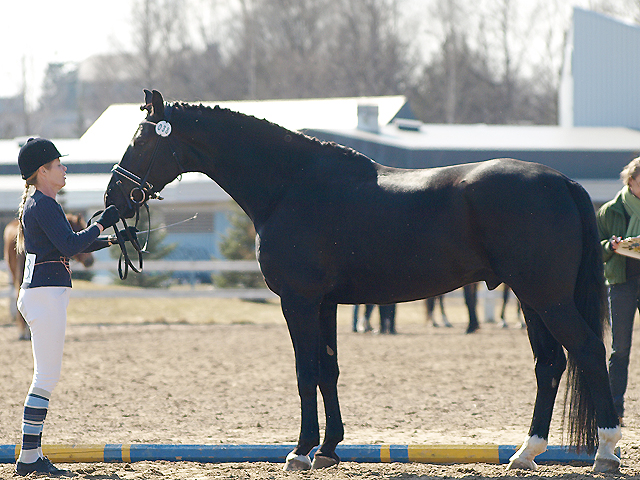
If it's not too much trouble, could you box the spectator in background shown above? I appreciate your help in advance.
[596,156,640,426]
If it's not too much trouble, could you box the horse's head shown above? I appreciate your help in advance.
[67,213,95,267]
[105,89,185,218]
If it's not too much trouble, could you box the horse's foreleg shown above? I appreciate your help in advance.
[313,301,343,469]
[280,294,322,471]
[509,304,565,470]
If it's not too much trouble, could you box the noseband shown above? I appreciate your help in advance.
[109,106,185,279]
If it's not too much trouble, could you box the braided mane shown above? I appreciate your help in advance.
[171,101,368,164]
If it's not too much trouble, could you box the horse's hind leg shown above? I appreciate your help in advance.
[546,303,620,472]
[511,301,621,472]
[508,303,566,470]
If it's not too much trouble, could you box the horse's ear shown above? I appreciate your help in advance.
[151,90,165,119]
[141,89,153,114]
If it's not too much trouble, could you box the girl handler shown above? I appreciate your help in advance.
[14,138,125,476]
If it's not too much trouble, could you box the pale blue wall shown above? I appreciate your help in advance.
[572,8,640,129]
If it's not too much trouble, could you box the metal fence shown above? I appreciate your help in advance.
[0,260,277,299]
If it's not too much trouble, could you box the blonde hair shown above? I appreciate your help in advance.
[620,157,640,186]
[15,169,42,254]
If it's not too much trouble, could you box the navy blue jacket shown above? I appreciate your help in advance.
[21,190,110,288]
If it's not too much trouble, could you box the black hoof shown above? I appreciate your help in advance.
[466,324,479,334]
[311,453,340,469]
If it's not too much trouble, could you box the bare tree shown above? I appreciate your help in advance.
[592,0,640,22]
[329,0,410,97]
[408,0,560,124]
[130,0,192,91]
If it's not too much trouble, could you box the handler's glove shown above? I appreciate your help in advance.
[95,205,120,230]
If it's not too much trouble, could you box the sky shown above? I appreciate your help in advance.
[0,0,607,109]
[1,0,133,106]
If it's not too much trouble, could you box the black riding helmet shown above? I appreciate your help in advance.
[18,138,66,180]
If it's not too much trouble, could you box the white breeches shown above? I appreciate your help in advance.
[17,287,70,394]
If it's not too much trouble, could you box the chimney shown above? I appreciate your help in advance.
[357,104,379,133]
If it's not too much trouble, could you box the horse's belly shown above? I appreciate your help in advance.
[326,267,473,305]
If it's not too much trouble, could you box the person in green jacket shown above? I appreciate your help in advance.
[596,156,640,424]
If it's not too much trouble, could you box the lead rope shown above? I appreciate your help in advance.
[114,202,151,280]
[90,204,151,280]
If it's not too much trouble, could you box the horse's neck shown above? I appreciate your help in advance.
[203,160,286,227]
[186,115,295,225]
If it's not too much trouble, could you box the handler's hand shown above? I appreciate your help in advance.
[610,235,622,251]
[96,205,120,230]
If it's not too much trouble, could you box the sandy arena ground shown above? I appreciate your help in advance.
[0,291,639,479]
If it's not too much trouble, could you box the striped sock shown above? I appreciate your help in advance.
[18,388,50,464]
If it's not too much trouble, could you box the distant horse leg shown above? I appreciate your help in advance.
[516,296,526,329]
[15,254,29,340]
[388,304,396,334]
[426,298,436,326]
[464,284,479,333]
[281,293,322,471]
[363,304,374,332]
[508,303,566,470]
[500,285,510,328]
[427,296,451,328]
[16,310,30,341]
[352,305,359,332]
[378,304,396,334]
[313,301,344,468]
[438,296,452,327]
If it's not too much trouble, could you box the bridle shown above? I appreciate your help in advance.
[108,105,186,279]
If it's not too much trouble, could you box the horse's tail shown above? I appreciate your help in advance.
[563,179,607,452]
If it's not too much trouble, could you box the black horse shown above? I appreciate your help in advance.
[104,90,621,473]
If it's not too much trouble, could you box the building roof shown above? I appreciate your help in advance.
[75,96,407,165]
[306,121,640,202]
[314,122,640,152]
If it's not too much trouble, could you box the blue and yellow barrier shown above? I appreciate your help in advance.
[0,444,612,465]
